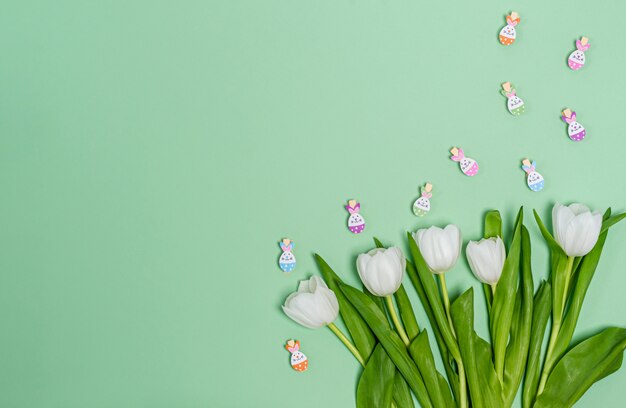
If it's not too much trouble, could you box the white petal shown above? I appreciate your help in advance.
[568,203,591,216]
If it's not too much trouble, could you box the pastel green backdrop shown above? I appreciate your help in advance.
[1,1,625,407]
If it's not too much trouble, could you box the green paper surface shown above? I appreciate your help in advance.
[1,1,625,407]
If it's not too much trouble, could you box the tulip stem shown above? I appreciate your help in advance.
[438,273,456,337]
[537,255,575,395]
[385,295,411,346]
[327,323,366,367]
[458,359,468,408]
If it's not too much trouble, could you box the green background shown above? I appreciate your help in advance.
[1,1,625,407]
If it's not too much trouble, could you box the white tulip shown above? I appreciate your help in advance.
[282,276,339,329]
[552,203,603,257]
[466,237,506,285]
[412,225,462,274]
[357,247,406,297]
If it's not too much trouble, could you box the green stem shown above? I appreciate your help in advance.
[327,323,366,367]
[458,359,468,408]
[385,295,411,346]
[560,256,575,315]
[537,256,575,395]
[490,283,496,297]
[438,273,456,337]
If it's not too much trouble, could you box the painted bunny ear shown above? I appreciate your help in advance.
[507,12,520,26]
[346,200,360,214]
[570,111,577,121]
[577,37,590,51]
[450,147,464,162]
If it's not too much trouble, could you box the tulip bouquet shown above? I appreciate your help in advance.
[282,203,626,407]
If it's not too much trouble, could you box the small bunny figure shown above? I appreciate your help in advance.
[501,82,525,116]
[345,200,365,234]
[561,108,586,142]
[521,159,545,192]
[413,183,433,217]
[499,12,520,46]
[568,37,590,70]
[285,339,308,372]
[450,147,479,176]
[278,238,296,273]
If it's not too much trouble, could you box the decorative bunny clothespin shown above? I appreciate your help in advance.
[345,200,365,234]
[499,12,520,46]
[561,108,586,142]
[450,147,479,176]
[501,82,526,116]
[568,37,590,70]
[413,183,433,217]
[278,238,296,273]
[521,159,545,192]
[285,339,308,372]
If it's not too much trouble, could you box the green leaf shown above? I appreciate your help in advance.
[600,210,626,233]
[395,285,420,341]
[535,327,626,407]
[392,371,414,408]
[533,209,566,256]
[373,237,385,249]
[357,344,396,408]
[451,287,503,408]
[365,286,387,314]
[406,261,460,403]
[522,281,551,408]
[482,210,502,312]
[339,283,433,408]
[484,210,503,238]
[436,370,456,408]
[315,254,376,361]
[406,232,461,361]
[491,207,523,383]
[502,226,534,406]
[408,330,451,408]
[533,209,570,333]
[543,209,612,379]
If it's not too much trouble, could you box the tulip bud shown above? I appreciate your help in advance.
[356,247,406,297]
[282,276,339,329]
[466,237,506,285]
[412,225,462,274]
[552,203,603,257]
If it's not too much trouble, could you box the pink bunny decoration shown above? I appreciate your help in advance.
[450,147,479,176]
[345,200,365,234]
[561,108,586,141]
[568,37,590,70]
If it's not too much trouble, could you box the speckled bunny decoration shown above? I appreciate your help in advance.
[413,183,433,217]
[562,108,586,142]
[285,340,308,372]
[501,82,525,116]
[278,239,296,273]
[568,37,590,70]
[450,147,479,176]
[345,200,365,234]
[521,159,545,192]
[499,12,520,46]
